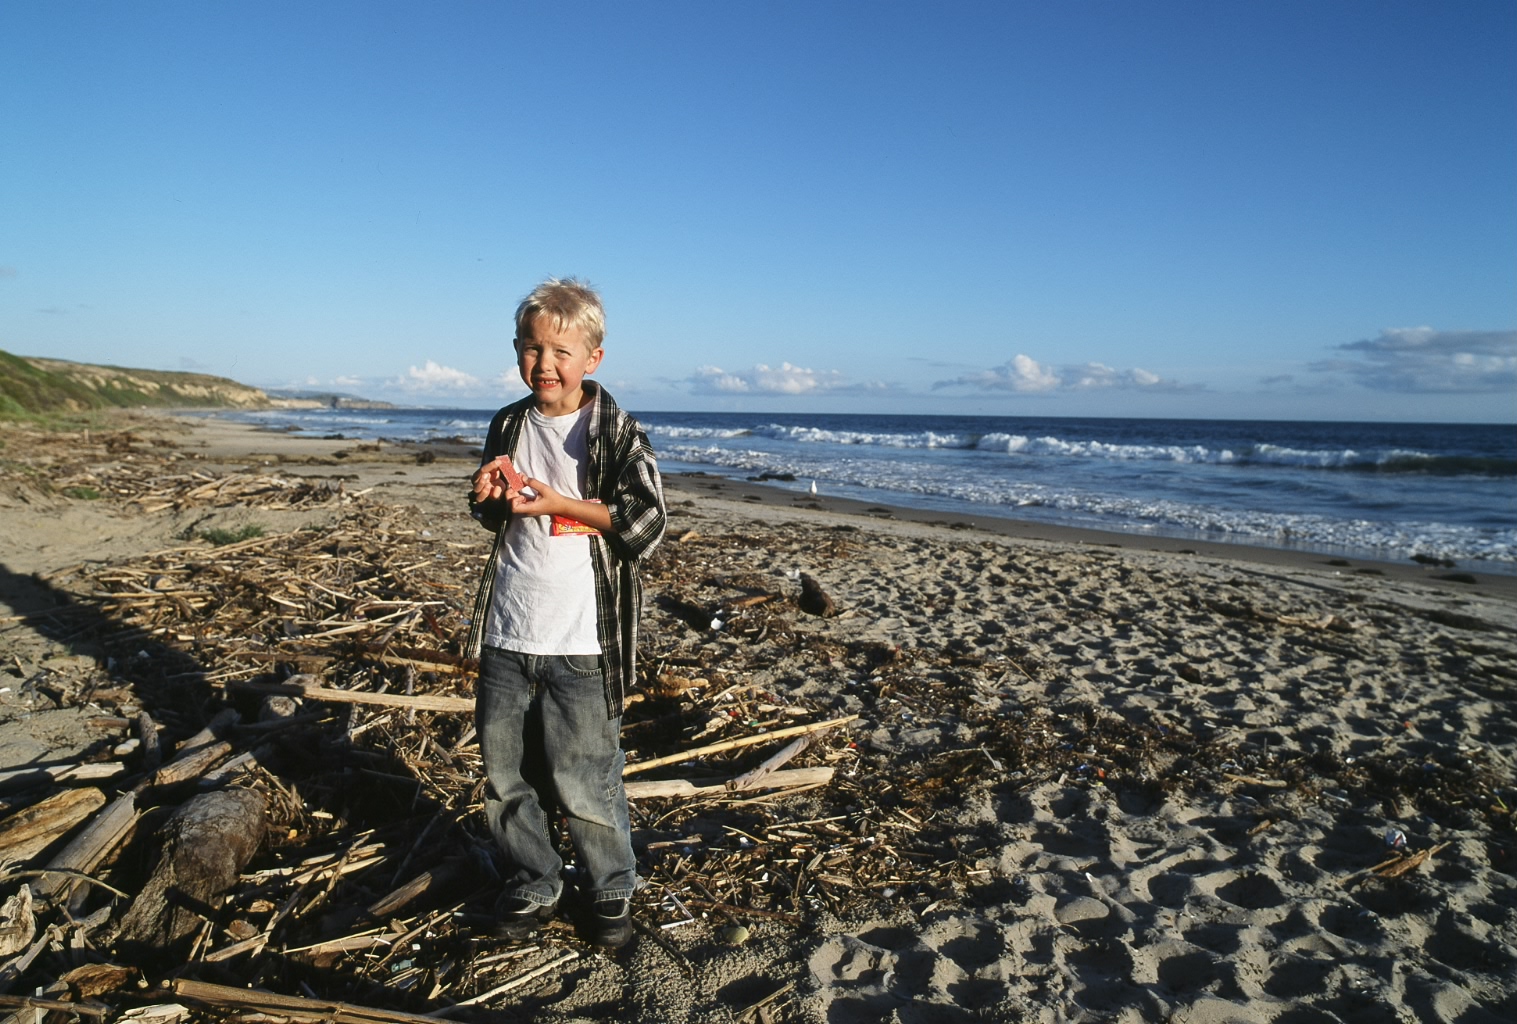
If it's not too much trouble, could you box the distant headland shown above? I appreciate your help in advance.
[0,350,394,416]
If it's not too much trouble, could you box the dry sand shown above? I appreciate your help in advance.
[1,411,1514,1023]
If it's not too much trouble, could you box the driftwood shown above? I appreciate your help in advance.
[33,793,139,901]
[625,767,833,800]
[367,860,461,919]
[0,788,106,868]
[112,788,267,953]
[172,708,239,760]
[622,715,857,776]
[136,711,162,772]
[0,889,33,959]
[447,950,581,1008]
[231,677,474,714]
[1376,842,1454,878]
[0,763,123,791]
[0,994,110,1018]
[727,732,822,791]
[149,742,232,788]
[169,978,446,1024]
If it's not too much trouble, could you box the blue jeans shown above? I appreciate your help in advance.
[476,647,635,908]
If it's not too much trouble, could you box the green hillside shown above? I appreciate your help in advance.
[0,350,271,416]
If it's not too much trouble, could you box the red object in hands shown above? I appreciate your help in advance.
[494,455,528,493]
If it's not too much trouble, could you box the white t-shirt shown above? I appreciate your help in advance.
[483,403,601,655]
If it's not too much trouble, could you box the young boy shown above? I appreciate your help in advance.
[465,278,666,947]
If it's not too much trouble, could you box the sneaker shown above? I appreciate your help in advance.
[584,897,633,948]
[492,895,554,942]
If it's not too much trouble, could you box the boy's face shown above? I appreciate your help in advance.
[516,316,603,416]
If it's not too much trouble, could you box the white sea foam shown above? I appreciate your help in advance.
[658,443,1517,568]
[754,425,979,448]
[977,434,1234,463]
[653,421,1449,471]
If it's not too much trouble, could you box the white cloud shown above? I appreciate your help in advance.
[398,359,481,392]
[934,354,1187,393]
[1319,327,1517,393]
[332,375,363,389]
[1067,362,1168,390]
[689,361,853,396]
[934,354,1060,392]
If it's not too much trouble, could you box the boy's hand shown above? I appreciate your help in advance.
[472,455,533,503]
[509,477,562,516]
[511,479,615,534]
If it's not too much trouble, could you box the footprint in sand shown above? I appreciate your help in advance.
[807,917,1015,1021]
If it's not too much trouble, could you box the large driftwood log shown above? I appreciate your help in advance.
[112,788,266,954]
[0,789,106,869]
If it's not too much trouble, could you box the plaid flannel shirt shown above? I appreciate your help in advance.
[465,382,666,718]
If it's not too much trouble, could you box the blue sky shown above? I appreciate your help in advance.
[2,1,1514,422]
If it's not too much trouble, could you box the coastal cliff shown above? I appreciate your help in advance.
[0,351,394,415]
[1,350,270,414]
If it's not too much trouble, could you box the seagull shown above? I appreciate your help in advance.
[809,480,817,495]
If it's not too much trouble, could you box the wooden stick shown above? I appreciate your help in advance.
[0,868,128,900]
[173,707,240,759]
[170,978,446,1024]
[282,929,389,956]
[726,733,818,791]
[625,767,833,799]
[367,862,457,918]
[730,780,835,805]
[150,741,232,787]
[736,981,796,1022]
[435,951,580,1012]
[0,763,124,788]
[622,715,856,777]
[1376,841,1453,879]
[32,793,138,900]
[1222,772,1288,789]
[0,925,59,993]
[0,789,106,865]
[0,994,107,1018]
[229,678,474,714]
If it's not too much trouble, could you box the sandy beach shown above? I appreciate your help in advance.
[2,411,1514,1023]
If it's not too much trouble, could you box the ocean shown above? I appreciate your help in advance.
[200,406,1517,574]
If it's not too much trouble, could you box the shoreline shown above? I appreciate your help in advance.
[662,470,1517,602]
[169,406,1517,585]
[166,410,1517,599]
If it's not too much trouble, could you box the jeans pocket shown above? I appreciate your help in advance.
[562,653,604,677]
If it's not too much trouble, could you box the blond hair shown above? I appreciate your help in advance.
[514,277,606,349]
